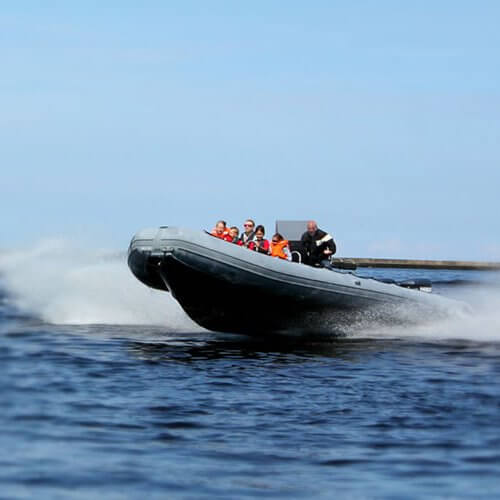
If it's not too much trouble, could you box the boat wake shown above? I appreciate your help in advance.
[1,239,500,343]
[0,239,200,330]
[350,285,500,343]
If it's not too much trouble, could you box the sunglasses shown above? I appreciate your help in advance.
[244,224,253,227]
[272,240,279,243]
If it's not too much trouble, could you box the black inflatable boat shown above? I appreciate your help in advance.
[127,226,465,337]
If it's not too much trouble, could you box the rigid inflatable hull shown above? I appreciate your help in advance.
[128,227,460,337]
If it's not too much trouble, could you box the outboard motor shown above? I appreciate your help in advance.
[397,279,432,293]
[330,258,357,270]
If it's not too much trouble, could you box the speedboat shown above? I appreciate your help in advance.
[128,226,464,337]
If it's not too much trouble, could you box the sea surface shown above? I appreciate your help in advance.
[1,245,500,499]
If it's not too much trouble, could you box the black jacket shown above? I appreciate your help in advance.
[238,231,255,247]
[300,229,336,266]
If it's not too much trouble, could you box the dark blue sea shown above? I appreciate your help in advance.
[1,245,500,499]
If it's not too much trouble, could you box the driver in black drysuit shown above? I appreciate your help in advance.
[300,220,336,267]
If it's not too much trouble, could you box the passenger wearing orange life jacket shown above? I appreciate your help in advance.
[270,233,291,261]
[211,220,232,242]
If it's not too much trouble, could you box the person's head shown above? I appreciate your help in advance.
[215,220,226,235]
[255,225,265,239]
[243,219,255,234]
[307,220,318,235]
[229,226,239,239]
[272,233,284,244]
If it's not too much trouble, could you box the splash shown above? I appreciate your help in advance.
[352,285,500,343]
[1,240,499,341]
[0,238,200,329]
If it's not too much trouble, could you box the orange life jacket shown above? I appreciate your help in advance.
[211,228,232,242]
[270,240,290,260]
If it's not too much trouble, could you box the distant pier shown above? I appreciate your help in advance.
[335,258,500,271]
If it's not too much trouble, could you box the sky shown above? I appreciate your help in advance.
[1,1,500,260]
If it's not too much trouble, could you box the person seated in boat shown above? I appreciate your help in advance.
[238,219,256,247]
[248,225,270,254]
[270,233,291,261]
[211,220,232,242]
[301,220,336,267]
[229,226,240,244]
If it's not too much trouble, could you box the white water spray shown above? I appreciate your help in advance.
[0,239,200,330]
[1,240,500,342]
[353,285,500,343]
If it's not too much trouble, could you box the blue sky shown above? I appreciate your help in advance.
[2,1,500,259]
